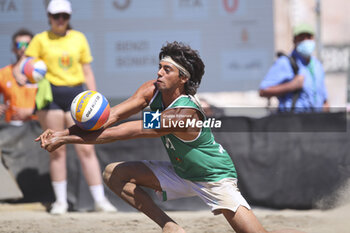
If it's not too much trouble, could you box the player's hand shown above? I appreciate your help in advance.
[35,129,65,152]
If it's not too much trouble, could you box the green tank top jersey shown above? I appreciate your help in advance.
[149,90,237,182]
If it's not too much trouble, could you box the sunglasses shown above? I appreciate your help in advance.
[51,13,70,20]
[16,41,29,49]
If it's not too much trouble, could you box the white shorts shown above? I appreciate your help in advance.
[142,160,251,215]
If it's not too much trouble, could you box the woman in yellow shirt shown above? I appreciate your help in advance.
[20,0,116,214]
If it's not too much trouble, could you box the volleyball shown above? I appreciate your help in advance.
[70,91,110,131]
[20,57,47,83]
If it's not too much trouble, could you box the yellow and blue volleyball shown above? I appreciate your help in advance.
[70,91,110,131]
[20,57,47,83]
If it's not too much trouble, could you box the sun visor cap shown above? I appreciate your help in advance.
[47,0,72,15]
[293,23,314,37]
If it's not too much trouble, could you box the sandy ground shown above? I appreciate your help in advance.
[0,202,349,233]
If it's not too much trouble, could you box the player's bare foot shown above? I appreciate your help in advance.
[162,222,186,233]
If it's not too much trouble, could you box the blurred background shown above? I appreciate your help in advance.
[0,0,348,111]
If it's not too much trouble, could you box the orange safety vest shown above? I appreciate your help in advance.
[0,65,37,122]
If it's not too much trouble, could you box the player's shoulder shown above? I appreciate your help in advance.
[163,106,200,120]
[132,80,157,103]
[137,80,157,93]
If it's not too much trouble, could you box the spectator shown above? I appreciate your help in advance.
[259,23,329,113]
[15,0,116,214]
[0,29,37,126]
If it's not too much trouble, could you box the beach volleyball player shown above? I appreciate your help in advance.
[37,41,303,233]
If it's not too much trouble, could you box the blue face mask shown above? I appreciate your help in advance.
[296,40,315,57]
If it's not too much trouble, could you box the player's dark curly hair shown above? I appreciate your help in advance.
[159,41,205,95]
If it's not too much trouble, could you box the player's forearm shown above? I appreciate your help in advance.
[104,104,127,128]
[62,132,106,145]
[66,121,146,145]
[65,125,107,144]
[104,81,154,128]
[104,97,147,128]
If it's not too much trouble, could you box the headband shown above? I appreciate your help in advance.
[161,56,191,78]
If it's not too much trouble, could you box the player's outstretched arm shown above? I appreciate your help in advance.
[36,107,201,152]
[36,120,169,152]
[103,80,157,128]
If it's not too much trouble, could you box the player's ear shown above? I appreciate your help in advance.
[180,75,189,84]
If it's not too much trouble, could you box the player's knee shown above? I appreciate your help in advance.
[103,162,124,187]
[102,163,114,185]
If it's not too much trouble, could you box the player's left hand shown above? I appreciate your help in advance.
[35,129,65,152]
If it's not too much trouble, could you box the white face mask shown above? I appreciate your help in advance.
[296,40,315,57]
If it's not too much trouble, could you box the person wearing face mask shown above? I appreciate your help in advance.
[259,23,329,113]
[15,0,117,215]
[0,29,37,126]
